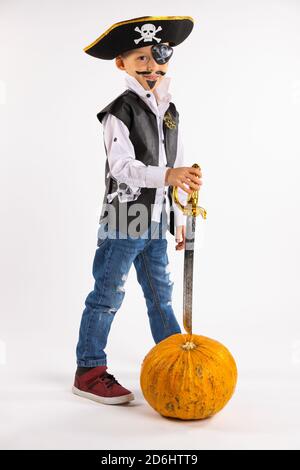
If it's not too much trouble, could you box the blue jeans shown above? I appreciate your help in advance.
[76,210,182,366]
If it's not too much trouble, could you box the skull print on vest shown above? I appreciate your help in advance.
[106,175,142,204]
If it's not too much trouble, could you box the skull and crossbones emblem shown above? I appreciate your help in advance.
[107,179,141,204]
[134,24,162,44]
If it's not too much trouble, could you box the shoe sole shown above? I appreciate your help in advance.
[72,386,135,405]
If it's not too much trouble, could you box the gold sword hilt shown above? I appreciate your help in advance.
[172,163,207,219]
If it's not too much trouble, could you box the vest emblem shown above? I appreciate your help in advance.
[163,111,177,129]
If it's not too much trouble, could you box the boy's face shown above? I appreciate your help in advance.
[115,43,170,92]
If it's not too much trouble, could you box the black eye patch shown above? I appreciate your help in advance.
[151,44,173,64]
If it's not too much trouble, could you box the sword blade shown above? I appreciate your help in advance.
[183,214,196,334]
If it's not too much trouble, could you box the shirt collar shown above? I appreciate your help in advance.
[124,73,172,106]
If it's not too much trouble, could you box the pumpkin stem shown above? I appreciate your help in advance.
[181,341,197,350]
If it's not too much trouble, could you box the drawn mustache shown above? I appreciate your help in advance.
[136,71,166,76]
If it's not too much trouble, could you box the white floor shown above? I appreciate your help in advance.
[1,358,300,450]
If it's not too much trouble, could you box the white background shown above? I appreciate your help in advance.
[0,0,300,450]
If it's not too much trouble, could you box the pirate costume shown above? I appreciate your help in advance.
[86,15,194,237]
[74,16,194,405]
[98,73,187,239]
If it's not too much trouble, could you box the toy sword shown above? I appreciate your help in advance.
[172,163,207,334]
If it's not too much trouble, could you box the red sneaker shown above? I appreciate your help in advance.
[72,366,134,405]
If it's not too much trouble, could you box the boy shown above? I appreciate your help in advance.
[73,16,203,405]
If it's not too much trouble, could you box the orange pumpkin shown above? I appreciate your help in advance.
[140,333,237,420]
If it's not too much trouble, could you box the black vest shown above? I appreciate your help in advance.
[97,89,179,236]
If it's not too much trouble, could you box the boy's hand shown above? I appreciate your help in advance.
[175,225,185,251]
[165,166,202,193]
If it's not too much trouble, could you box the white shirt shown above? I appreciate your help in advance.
[101,73,186,229]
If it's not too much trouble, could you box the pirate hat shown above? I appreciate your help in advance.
[83,16,194,60]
